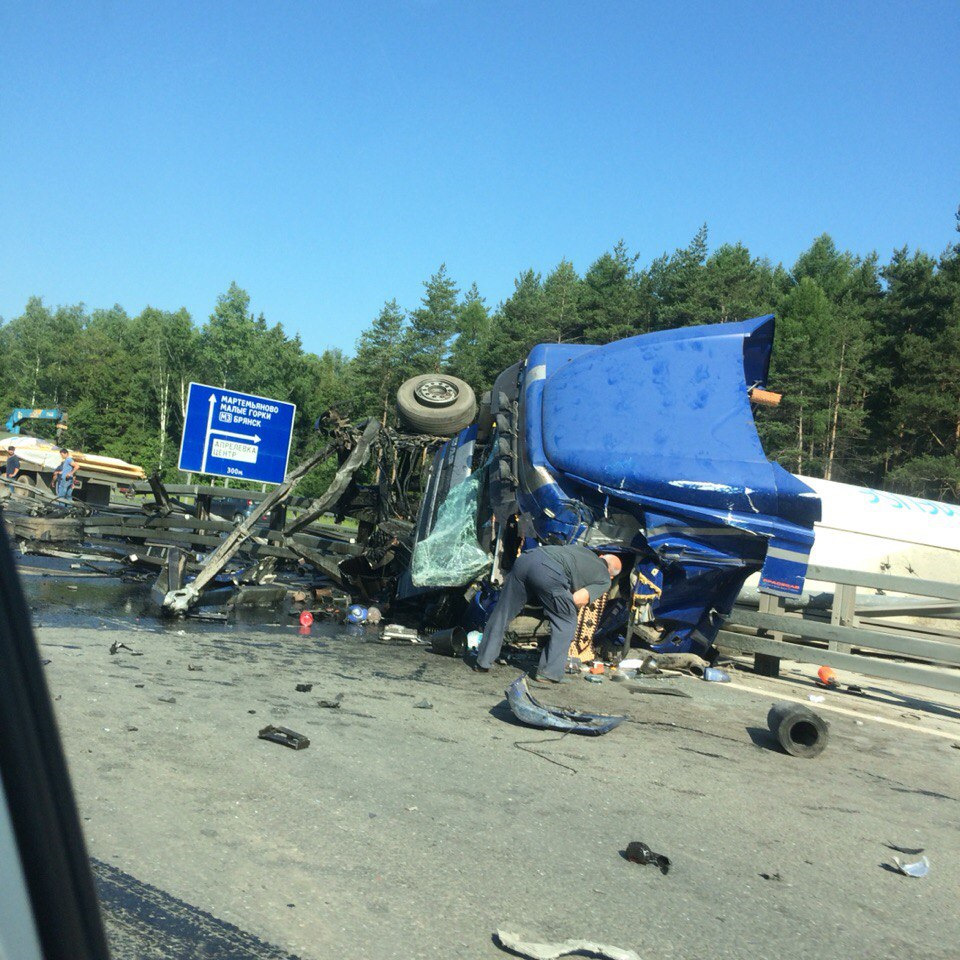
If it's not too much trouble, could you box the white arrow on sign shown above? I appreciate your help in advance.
[200,393,261,473]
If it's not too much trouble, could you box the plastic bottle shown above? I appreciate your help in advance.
[702,667,731,682]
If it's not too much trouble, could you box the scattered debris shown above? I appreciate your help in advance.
[429,627,467,657]
[702,667,730,682]
[495,930,640,960]
[506,675,626,736]
[382,623,420,643]
[109,640,142,656]
[760,871,783,881]
[187,664,204,672]
[892,855,930,878]
[40,658,51,666]
[584,674,604,683]
[258,725,310,750]
[366,606,382,625]
[158,696,177,704]
[623,840,671,874]
[317,696,342,709]
[807,694,825,703]
[414,699,434,710]
[817,665,839,688]
[299,610,314,628]
[295,683,314,693]
[767,702,829,758]
[346,604,368,624]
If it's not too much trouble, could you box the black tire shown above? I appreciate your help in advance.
[396,374,477,436]
[476,391,493,442]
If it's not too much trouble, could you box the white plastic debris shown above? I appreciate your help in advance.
[466,630,482,651]
[808,694,825,703]
[495,930,640,960]
[893,855,930,878]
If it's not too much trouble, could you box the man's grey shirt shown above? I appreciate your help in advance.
[537,545,610,602]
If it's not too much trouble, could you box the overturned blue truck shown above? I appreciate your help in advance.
[398,315,822,658]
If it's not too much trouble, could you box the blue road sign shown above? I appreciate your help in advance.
[178,383,296,485]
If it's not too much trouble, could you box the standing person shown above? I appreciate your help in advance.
[475,545,622,683]
[53,448,76,503]
[3,445,20,497]
[4,446,20,496]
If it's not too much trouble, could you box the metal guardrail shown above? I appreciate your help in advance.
[718,564,960,695]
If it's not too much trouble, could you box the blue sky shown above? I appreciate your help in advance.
[1,1,957,356]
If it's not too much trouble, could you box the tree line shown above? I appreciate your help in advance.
[2,210,959,501]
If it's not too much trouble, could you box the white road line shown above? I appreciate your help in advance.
[726,679,960,741]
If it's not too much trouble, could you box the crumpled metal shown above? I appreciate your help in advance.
[505,675,626,736]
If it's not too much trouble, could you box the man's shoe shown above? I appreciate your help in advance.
[472,663,490,673]
[532,672,566,685]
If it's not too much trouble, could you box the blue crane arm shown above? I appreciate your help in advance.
[4,408,66,435]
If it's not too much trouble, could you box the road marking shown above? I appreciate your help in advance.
[725,679,960,741]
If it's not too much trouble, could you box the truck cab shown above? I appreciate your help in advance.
[402,315,823,657]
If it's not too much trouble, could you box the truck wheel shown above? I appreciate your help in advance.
[476,391,493,442]
[396,374,477,436]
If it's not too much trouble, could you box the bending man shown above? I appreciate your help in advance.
[475,544,621,683]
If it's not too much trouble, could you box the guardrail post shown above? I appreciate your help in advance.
[754,592,785,676]
[829,582,857,652]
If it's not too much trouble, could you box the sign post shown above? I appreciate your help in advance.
[178,383,296,485]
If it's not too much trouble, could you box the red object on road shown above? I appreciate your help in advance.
[299,610,314,627]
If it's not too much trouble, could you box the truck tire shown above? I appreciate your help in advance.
[396,374,477,437]
[476,391,493,442]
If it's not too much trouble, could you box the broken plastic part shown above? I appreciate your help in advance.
[162,584,199,615]
[410,472,491,587]
[495,930,640,960]
[624,840,671,874]
[702,667,730,682]
[505,675,626,736]
[893,855,930,878]
[258,725,310,750]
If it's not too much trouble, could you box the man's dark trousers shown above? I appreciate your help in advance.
[476,550,578,681]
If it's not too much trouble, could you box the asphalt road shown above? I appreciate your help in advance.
[36,613,960,960]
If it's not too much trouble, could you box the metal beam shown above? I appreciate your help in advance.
[160,439,336,614]
[284,419,381,535]
[730,608,960,666]
[717,629,960,695]
[807,563,960,602]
